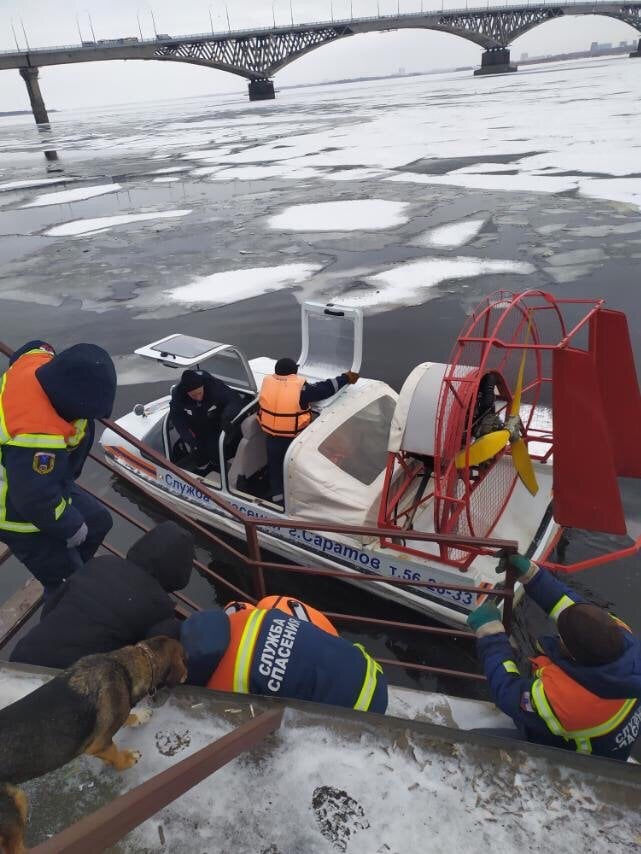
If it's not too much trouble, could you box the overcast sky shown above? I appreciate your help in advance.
[0,1,636,110]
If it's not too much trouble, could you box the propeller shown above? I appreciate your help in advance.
[455,314,539,496]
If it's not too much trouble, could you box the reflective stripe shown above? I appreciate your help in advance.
[54,498,67,520]
[549,594,575,622]
[233,609,267,694]
[0,447,39,533]
[531,677,637,750]
[353,643,383,712]
[503,660,520,675]
[67,419,87,448]
[6,433,67,449]
[0,374,8,444]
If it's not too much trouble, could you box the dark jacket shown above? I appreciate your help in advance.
[10,522,193,669]
[180,608,388,713]
[169,371,242,448]
[477,569,641,759]
[0,343,116,541]
[299,375,349,409]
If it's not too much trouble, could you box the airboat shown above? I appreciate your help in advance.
[100,291,641,626]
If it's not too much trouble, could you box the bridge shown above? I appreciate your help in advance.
[3,1,641,123]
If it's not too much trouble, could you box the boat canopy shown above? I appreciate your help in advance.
[134,334,257,392]
[287,380,398,530]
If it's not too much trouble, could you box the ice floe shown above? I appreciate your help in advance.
[153,177,181,183]
[45,209,192,237]
[0,177,75,193]
[23,183,122,208]
[388,172,578,196]
[336,257,535,311]
[269,200,409,232]
[415,218,487,250]
[167,263,321,307]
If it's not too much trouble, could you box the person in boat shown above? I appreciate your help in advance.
[9,521,194,670]
[180,599,387,714]
[0,340,116,597]
[169,369,243,473]
[258,357,360,503]
[467,553,641,760]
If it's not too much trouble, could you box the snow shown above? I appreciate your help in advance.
[416,218,487,249]
[269,200,409,232]
[388,171,579,195]
[153,177,181,183]
[45,209,192,237]
[335,257,535,311]
[22,183,122,208]
[167,263,321,307]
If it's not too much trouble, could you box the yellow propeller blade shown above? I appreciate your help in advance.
[510,312,533,418]
[511,437,539,496]
[455,429,510,469]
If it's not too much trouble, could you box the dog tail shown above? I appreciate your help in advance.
[0,784,27,854]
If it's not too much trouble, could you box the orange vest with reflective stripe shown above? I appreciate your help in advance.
[257,595,338,637]
[531,655,631,732]
[1,352,79,444]
[258,374,311,438]
[206,609,255,692]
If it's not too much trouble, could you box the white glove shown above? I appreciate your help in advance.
[66,522,88,549]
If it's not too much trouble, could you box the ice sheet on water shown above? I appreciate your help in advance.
[0,177,75,193]
[166,263,321,307]
[269,200,409,232]
[388,171,578,195]
[153,177,180,183]
[22,184,122,208]
[335,257,534,313]
[45,209,192,237]
[414,218,487,250]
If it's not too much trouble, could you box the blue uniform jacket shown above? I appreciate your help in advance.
[300,375,349,408]
[181,608,388,714]
[1,343,115,541]
[478,568,641,758]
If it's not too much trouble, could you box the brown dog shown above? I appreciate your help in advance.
[0,637,187,854]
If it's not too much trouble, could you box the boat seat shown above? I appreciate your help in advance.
[228,414,267,490]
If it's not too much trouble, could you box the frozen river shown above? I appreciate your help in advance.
[1,54,640,691]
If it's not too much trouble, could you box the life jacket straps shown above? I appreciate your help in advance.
[353,643,383,712]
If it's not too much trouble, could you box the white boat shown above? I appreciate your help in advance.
[100,291,641,626]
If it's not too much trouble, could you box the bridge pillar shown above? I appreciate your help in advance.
[474,48,517,76]
[630,38,641,57]
[19,67,50,125]
[248,78,276,101]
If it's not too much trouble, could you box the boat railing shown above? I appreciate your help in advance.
[0,339,518,685]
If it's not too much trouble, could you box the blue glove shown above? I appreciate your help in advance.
[467,601,502,633]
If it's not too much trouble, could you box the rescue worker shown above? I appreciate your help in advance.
[467,553,641,760]
[0,341,116,596]
[180,601,387,714]
[9,521,194,669]
[258,358,359,503]
[169,369,243,472]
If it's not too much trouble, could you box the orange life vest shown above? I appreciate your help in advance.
[258,374,311,438]
[0,351,85,447]
[530,654,637,752]
[257,595,338,637]
[206,608,259,693]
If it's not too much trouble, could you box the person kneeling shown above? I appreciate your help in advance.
[181,599,387,714]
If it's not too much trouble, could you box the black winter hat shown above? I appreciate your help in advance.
[36,343,117,421]
[127,521,194,592]
[181,369,205,391]
[275,358,298,376]
[557,603,625,666]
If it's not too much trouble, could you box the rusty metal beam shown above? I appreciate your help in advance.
[0,576,43,647]
[30,707,283,854]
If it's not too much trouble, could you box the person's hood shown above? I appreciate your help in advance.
[540,631,641,699]
[127,521,194,592]
[10,340,55,366]
[180,610,230,686]
[36,343,117,420]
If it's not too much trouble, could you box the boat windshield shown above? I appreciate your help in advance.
[318,395,395,485]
